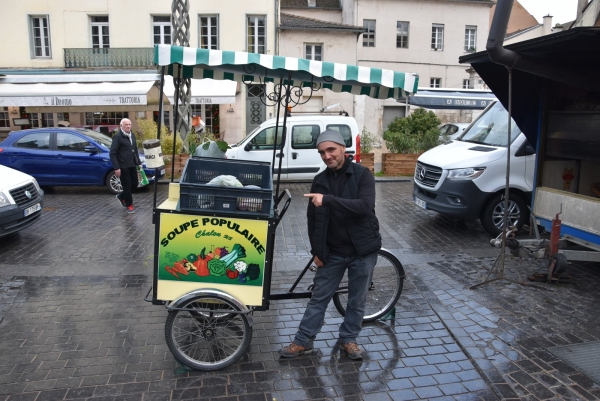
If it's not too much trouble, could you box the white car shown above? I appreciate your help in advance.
[0,165,44,237]
[439,123,471,141]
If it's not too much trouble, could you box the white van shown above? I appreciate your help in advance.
[226,114,360,181]
[413,101,536,235]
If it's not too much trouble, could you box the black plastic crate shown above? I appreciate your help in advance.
[179,157,273,217]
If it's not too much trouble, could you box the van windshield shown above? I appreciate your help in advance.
[234,126,260,147]
[459,102,522,147]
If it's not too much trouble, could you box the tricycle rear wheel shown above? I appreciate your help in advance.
[165,295,252,371]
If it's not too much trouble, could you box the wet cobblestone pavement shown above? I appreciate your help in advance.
[1,182,599,400]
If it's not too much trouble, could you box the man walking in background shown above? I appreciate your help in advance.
[110,118,141,214]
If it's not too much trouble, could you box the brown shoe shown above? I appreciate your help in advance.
[340,342,363,360]
[279,341,314,358]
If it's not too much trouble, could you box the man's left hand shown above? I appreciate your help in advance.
[304,193,324,207]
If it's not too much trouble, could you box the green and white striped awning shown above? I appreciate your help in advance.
[154,45,419,99]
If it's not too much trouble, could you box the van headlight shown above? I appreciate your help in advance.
[447,167,486,180]
[0,192,9,208]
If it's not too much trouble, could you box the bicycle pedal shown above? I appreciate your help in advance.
[309,265,318,272]
[307,284,315,291]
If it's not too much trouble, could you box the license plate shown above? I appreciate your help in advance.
[24,203,41,217]
[160,168,165,176]
[414,197,427,209]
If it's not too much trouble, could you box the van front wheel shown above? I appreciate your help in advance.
[480,193,527,236]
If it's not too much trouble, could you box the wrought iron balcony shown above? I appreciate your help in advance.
[64,48,155,68]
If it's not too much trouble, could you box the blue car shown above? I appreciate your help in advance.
[0,128,162,194]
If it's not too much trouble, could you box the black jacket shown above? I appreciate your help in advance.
[307,161,381,262]
[109,129,140,170]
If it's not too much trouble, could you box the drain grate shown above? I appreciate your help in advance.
[548,341,600,385]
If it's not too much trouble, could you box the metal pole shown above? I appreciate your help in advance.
[171,73,181,183]
[271,79,283,181]
[275,71,292,203]
[498,69,513,277]
[157,67,165,141]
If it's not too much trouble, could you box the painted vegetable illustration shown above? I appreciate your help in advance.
[165,261,189,280]
[214,247,229,258]
[228,261,247,280]
[226,269,239,279]
[208,243,246,277]
[246,263,261,281]
[193,247,214,276]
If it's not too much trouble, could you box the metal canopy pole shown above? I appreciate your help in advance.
[171,66,181,183]
[271,79,283,184]
[153,66,166,211]
[275,71,293,204]
[470,69,544,291]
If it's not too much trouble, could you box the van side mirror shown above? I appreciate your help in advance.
[84,145,98,153]
[515,141,536,157]
[244,143,253,152]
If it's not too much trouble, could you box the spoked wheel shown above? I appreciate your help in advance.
[165,295,252,371]
[333,249,405,322]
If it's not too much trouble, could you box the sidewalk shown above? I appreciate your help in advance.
[0,182,599,400]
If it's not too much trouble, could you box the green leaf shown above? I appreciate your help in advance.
[202,142,210,150]
[216,141,230,153]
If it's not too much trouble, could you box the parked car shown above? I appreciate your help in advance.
[414,101,536,236]
[227,114,360,181]
[0,128,160,194]
[0,165,44,237]
[439,123,471,141]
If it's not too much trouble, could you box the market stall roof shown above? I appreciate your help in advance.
[459,27,600,147]
[0,73,164,107]
[398,88,497,110]
[154,45,419,98]
[163,78,237,105]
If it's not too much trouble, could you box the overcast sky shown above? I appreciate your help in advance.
[517,0,580,24]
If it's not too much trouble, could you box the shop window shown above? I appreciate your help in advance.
[0,107,9,128]
[85,111,129,125]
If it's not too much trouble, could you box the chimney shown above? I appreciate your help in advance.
[542,14,553,35]
[577,0,588,20]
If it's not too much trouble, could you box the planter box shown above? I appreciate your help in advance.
[382,153,420,176]
[164,154,190,178]
[361,153,375,173]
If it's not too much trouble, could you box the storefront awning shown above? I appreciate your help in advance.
[0,74,164,107]
[398,88,497,110]
[163,78,237,105]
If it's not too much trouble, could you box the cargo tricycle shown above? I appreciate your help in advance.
[146,44,418,370]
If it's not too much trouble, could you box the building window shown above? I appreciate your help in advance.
[85,111,129,126]
[29,113,41,128]
[153,16,172,45]
[463,79,473,89]
[41,113,54,127]
[57,113,70,123]
[0,108,9,128]
[247,16,266,54]
[305,44,322,61]
[430,78,441,88]
[396,21,409,49]
[465,26,477,52]
[91,16,110,48]
[163,110,170,129]
[199,15,218,49]
[29,15,51,58]
[431,24,444,51]
[363,20,376,47]
[190,104,213,132]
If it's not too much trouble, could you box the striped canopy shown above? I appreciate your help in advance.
[155,45,419,99]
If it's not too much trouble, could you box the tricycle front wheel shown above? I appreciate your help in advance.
[165,295,252,371]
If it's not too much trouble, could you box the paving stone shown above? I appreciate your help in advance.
[2,183,600,401]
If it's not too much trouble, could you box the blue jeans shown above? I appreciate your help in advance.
[294,251,378,346]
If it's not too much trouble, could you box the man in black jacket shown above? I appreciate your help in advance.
[110,118,140,214]
[280,129,381,360]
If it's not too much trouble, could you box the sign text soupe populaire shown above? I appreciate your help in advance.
[160,217,266,254]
